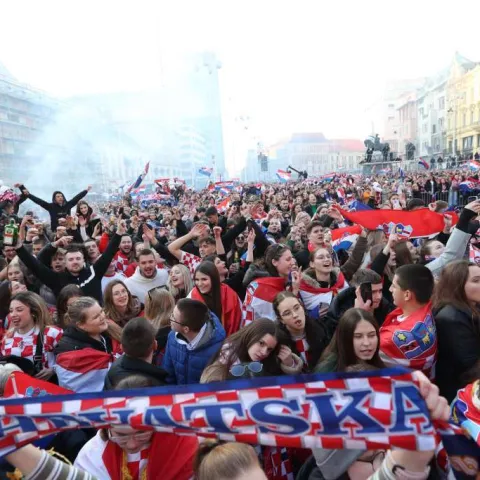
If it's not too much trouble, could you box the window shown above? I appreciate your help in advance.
[463,113,467,126]
[439,97,445,110]
[432,125,436,134]
[463,136,473,150]
[471,110,475,125]
[439,118,444,129]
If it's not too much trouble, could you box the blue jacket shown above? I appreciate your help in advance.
[162,313,226,385]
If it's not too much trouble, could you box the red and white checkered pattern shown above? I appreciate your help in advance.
[180,251,201,279]
[113,251,132,274]
[0,326,62,368]
[294,337,311,367]
[126,447,149,479]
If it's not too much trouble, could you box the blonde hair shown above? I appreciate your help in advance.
[144,289,175,329]
[166,264,193,299]
[194,441,262,480]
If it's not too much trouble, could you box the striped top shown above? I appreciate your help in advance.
[26,450,96,480]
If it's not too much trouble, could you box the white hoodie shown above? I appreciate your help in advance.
[124,267,169,304]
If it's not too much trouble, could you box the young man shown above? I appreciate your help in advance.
[205,206,227,231]
[104,317,167,390]
[380,264,437,379]
[113,234,134,273]
[14,219,125,302]
[84,239,101,264]
[124,249,168,302]
[295,221,328,269]
[162,299,225,385]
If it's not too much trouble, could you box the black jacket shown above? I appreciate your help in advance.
[104,355,168,390]
[16,233,121,303]
[54,325,114,355]
[434,304,480,403]
[325,286,394,335]
[27,189,88,231]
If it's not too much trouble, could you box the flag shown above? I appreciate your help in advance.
[336,188,345,204]
[216,197,230,214]
[215,181,234,190]
[339,207,458,239]
[347,200,373,212]
[0,368,470,460]
[4,371,73,398]
[418,158,429,170]
[54,348,112,393]
[331,225,362,251]
[276,170,292,183]
[198,167,213,177]
[242,277,286,325]
[144,161,150,174]
[469,160,480,171]
[459,179,480,193]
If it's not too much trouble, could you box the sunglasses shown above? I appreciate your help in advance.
[230,361,263,377]
[147,286,167,300]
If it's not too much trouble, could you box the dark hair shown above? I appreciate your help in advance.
[395,264,434,304]
[306,221,324,235]
[176,298,210,332]
[393,241,414,267]
[138,248,155,259]
[432,260,480,322]
[198,236,216,247]
[318,308,384,372]
[205,207,218,216]
[405,198,425,211]
[76,200,93,218]
[206,318,286,379]
[264,244,290,277]
[194,261,223,321]
[121,317,156,358]
[420,239,441,264]
[64,244,85,257]
[351,269,382,287]
[308,246,331,263]
[56,284,83,328]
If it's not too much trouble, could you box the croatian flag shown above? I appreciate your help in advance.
[198,167,213,176]
[215,181,234,191]
[55,348,112,393]
[219,187,230,196]
[469,160,480,171]
[331,225,362,251]
[276,170,291,182]
[459,180,480,193]
[336,188,345,204]
[418,158,429,170]
[217,197,230,214]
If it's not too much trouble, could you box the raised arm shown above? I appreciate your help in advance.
[65,186,90,209]
[167,223,208,260]
[15,243,59,290]
[93,220,124,278]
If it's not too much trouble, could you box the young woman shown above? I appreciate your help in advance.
[54,297,122,391]
[1,292,62,380]
[144,288,175,366]
[76,200,99,238]
[195,441,267,480]
[273,291,329,371]
[200,317,303,383]
[299,247,349,319]
[166,264,193,301]
[55,284,83,328]
[103,280,141,327]
[242,244,297,324]
[190,261,242,336]
[420,239,445,264]
[433,260,480,402]
[315,308,385,373]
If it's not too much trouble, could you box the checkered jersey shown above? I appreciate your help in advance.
[294,337,311,367]
[126,447,149,479]
[180,251,201,279]
[113,252,131,274]
[0,326,63,368]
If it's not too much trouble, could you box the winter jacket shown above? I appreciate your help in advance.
[123,267,169,304]
[27,189,88,231]
[162,313,226,385]
[16,233,122,303]
[434,304,480,402]
[104,355,168,390]
[54,325,114,355]
[325,286,394,335]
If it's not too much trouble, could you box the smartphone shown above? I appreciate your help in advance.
[468,196,479,203]
[360,282,373,304]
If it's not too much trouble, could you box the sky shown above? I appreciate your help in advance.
[1,0,480,173]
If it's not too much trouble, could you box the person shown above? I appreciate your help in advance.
[144,287,175,365]
[315,308,385,373]
[326,269,394,331]
[74,375,198,479]
[104,317,167,390]
[76,199,99,238]
[273,291,329,371]
[201,317,303,383]
[54,297,122,391]
[14,219,126,303]
[23,185,91,231]
[299,247,349,320]
[190,261,242,336]
[162,298,226,385]
[54,284,83,328]
[242,244,298,324]
[124,249,169,303]
[103,279,141,327]
[379,264,437,379]
[1,292,62,380]
[112,234,135,274]
[205,206,228,231]
[433,260,480,402]
[166,264,193,301]
[194,441,267,480]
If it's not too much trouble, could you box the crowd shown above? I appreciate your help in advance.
[0,166,478,479]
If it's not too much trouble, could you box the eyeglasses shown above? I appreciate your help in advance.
[279,303,303,319]
[108,429,153,445]
[147,286,167,300]
[230,361,263,377]
[169,312,185,326]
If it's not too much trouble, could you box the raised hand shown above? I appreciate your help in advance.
[213,226,222,239]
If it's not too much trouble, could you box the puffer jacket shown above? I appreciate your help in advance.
[162,313,226,385]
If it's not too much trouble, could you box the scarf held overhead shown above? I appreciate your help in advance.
[0,368,467,459]
[339,208,458,238]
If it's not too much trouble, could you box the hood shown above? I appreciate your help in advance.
[301,268,340,289]
[243,264,271,287]
[52,190,66,205]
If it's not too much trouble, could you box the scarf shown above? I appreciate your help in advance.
[380,302,437,379]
